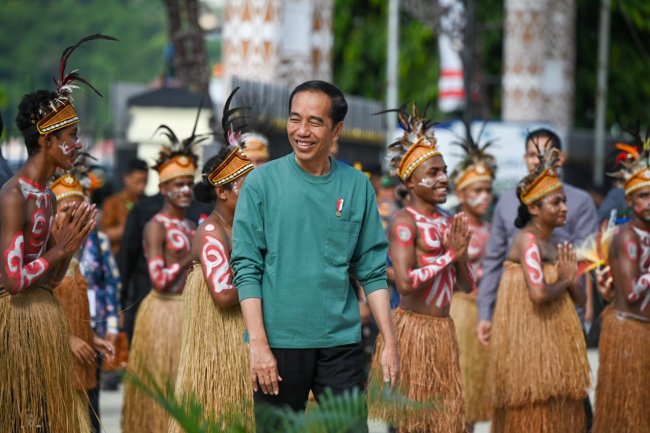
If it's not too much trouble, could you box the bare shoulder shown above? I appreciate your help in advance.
[0,179,25,210]
[388,208,417,245]
[390,208,416,228]
[144,216,165,237]
[612,222,636,247]
[510,229,535,258]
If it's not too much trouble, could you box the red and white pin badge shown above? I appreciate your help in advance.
[336,197,345,217]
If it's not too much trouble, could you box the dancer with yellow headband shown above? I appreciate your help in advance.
[0,34,114,433]
[170,88,255,433]
[50,162,116,431]
[122,107,201,433]
[369,105,474,433]
[592,133,650,433]
[484,146,590,433]
[448,124,497,429]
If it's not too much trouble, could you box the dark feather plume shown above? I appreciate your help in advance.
[449,119,497,184]
[152,98,209,171]
[221,87,250,148]
[374,102,439,176]
[608,120,650,187]
[55,33,119,97]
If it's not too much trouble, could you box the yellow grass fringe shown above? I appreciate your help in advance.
[169,265,253,433]
[491,396,584,433]
[593,307,650,433]
[449,291,489,422]
[122,289,184,433]
[369,308,466,433]
[485,262,590,429]
[0,286,91,433]
[53,260,97,391]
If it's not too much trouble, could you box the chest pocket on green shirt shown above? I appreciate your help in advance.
[324,219,360,265]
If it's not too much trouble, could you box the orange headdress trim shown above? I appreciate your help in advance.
[383,103,442,181]
[157,155,197,184]
[398,137,441,181]
[520,168,563,205]
[624,168,650,196]
[51,174,85,202]
[454,162,494,191]
[241,132,269,160]
[36,100,79,135]
[208,148,254,186]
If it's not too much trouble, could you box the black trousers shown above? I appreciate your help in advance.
[254,342,368,433]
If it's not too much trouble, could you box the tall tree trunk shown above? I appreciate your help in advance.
[164,0,209,92]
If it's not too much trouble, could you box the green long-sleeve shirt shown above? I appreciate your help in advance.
[231,154,388,348]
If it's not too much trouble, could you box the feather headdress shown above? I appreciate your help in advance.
[450,121,497,191]
[609,122,650,195]
[517,144,562,205]
[35,34,118,136]
[576,210,619,276]
[207,87,254,186]
[151,98,208,183]
[380,103,441,181]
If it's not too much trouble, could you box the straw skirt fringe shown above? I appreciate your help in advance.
[122,289,184,433]
[0,287,90,433]
[54,268,97,391]
[593,307,650,433]
[169,266,253,433]
[491,397,585,433]
[449,291,489,422]
[369,308,465,433]
[485,262,589,433]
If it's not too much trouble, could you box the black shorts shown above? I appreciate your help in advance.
[254,342,368,432]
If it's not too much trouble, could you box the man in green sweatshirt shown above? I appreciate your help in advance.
[231,80,399,429]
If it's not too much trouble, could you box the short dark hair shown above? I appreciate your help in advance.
[193,146,237,203]
[525,128,562,152]
[125,158,148,175]
[288,80,348,125]
[15,90,61,157]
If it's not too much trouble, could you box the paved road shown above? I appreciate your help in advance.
[98,350,599,433]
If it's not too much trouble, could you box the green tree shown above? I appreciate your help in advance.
[333,0,504,118]
[333,0,649,129]
[0,0,168,136]
[575,0,650,128]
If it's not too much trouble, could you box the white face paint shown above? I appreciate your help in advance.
[467,191,490,208]
[58,135,81,156]
[418,174,446,188]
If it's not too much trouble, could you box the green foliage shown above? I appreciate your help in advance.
[332,0,439,106]
[575,0,650,128]
[0,0,167,136]
[333,0,504,118]
[125,371,436,433]
[333,0,649,128]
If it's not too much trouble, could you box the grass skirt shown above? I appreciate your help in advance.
[593,307,650,433]
[0,287,90,433]
[369,308,465,433]
[53,263,97,391]
[122,289,184,433]
[169,266,253,433]
[449,291,488,422]
[485,262,589,433]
